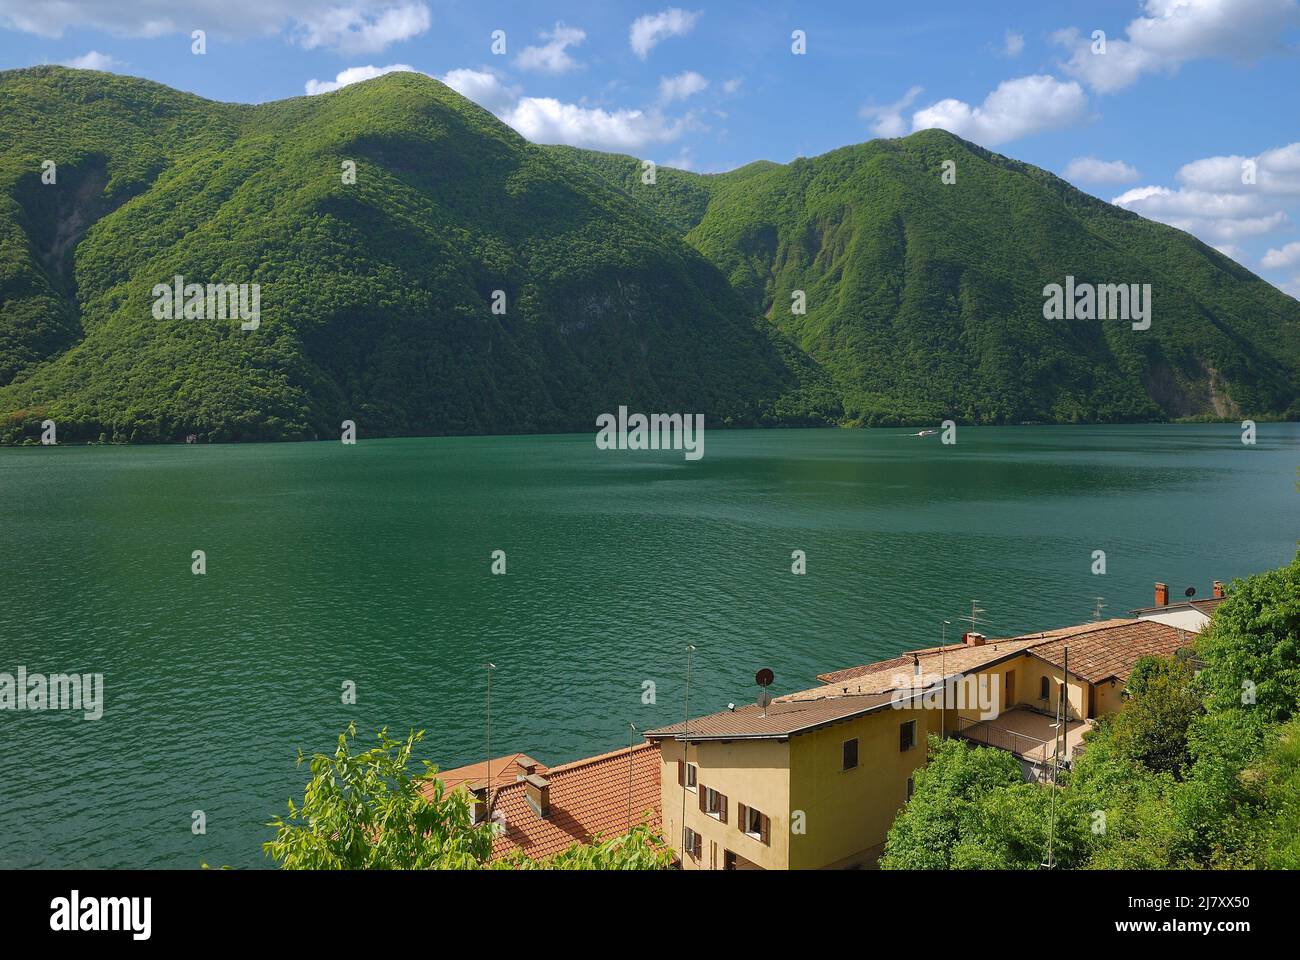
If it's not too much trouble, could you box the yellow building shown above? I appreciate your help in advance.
[646,595,1215,870]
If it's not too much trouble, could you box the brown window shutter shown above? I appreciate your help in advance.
[693,832,702,859]
[719,793,728,824]
[699,786,707,812]
[738,802,746,831]
[760,814,770,846]
[677,760,684,786]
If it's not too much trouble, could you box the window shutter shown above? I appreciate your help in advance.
[760,814,770,846]
[719,793,728,824]
[693,832,702,859]
[699,786,707,812]
[677,760,684,786]
[738,802,746,831]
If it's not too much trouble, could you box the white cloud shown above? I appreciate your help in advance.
[1053,0,1300,93]
[1176,142,1300,196]
[860,85,924,138]
[502,97,688,151]
[1112,184,1289,242]
[60,50,125,71]
[304,61,693,153]
[515,21,585,74]
[0,1,430,54]
[721,77,743,95]
[1262,241,1300,268]
[304,63,417,95]
[1062,156,1139,185]
[294,2,429,55]
[440,68,520,113]
[910,75,1088,146]
[1003,30,1025,57]
[1281,275,1300,297]
[658,70,707,103]
[630,7,700,59]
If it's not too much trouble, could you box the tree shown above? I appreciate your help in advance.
[1196,553,1300,724]
[264,723,491,869]
[265,723,671,870]
[1109,655,1202,777]
[880,736,1024,869]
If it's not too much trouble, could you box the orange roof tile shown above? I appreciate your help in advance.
[1025,619,1192,684]
[421,753,547,798]
[487,743,660,862]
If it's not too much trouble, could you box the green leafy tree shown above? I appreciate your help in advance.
[265,723,491,869]
[1109,655,1202,777]
[265,723,670,870]
[880,735,1024,869]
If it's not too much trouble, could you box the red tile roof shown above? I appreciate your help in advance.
[1025,619,1192,684]
[487,743,660,862]
[423,753,547,795]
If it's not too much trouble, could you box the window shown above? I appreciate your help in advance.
[906,776,915,800]
[702,786,728,822]
[1040,676,1050,700]
[677,760,698,792]
[842,737,859,771]
[899,719,917,752]
[738,803,770,845]
[683,826,701,860]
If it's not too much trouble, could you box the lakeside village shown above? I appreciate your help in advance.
[430,582,1225,869]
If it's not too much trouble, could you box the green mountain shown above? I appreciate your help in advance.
[0,66,835,443]
[1,67,1296,443]
[553,137,1300,425]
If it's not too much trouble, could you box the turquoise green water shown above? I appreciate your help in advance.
[1,425,1297,868]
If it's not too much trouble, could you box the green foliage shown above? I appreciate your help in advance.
[1197,560,1300,723]
[885,551,1300,870]
[0,67,834,443]
[264,722,491,869]
[264,722,670,870]
[879,735,1023,869]
[2,67,1296,442]
[567,129,1300,426]
[1109,654,1202,777]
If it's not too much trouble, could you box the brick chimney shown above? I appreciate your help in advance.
[1212,581,1224,599]
[963,632,986,647]
[523,774,550,818]
[1154,582,1169,607]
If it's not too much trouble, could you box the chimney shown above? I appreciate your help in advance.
[1212,581,1224,599]
[963,632,986,647]
[1154,582,1169,607]
[912,654,922,678]
[514,758,537,780]
[470,786,488,824]
[523,774,550,818]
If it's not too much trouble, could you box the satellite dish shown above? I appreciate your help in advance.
[755,668,774,688]
[1184,586,1196,598]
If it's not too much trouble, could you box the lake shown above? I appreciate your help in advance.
[1,424,1297,867]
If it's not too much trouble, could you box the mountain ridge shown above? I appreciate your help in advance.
[0,67,1295,443]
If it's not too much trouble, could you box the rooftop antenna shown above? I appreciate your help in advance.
[756,668,775,718]
[957,600,987,635]
[1092,597,1106,621]
[1044,645,1068,869]
[484,661,496,821]
[678,643,695,865]
[941,620,952,738]
[627,721,638,834]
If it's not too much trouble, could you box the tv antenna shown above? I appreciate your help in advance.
[956,600,987,635]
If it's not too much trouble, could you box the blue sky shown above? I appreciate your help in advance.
[2,0,1299,294]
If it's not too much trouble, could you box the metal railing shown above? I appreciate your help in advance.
[955,715,1052,759]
